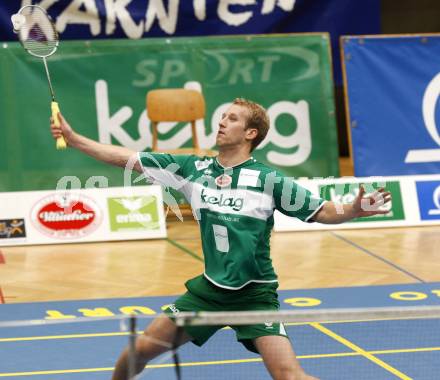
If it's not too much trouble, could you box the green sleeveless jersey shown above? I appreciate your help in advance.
[138,153,325,290]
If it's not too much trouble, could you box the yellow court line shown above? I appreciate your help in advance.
[0,354,351,377]
[0,314,430,343]
[0,331,128,342]
[0,360,254,377]
[1,347,437,377]
[0,367,114,377]
[310,322,412,380]
[173,351,362,365]
[0,327,437,377]
[0,314,432,343]
[285,315,440,326]
[371,346,440,355]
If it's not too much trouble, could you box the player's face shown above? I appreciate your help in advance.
[216,104,254,149]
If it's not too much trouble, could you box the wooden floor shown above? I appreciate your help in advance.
[1,220,440,304]
[1,158,440,304]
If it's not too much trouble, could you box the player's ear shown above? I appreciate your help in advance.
[246,128,258,140]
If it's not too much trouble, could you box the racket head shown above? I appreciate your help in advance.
[15,5,59,58]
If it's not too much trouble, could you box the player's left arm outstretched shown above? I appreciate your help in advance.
[313,185,392,224]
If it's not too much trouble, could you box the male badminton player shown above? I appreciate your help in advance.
[50,99,391,380]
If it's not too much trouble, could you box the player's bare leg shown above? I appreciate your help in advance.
[111,315,193,380]
[254,335,319,380]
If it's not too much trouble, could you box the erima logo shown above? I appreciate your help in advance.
[201,189,244,211]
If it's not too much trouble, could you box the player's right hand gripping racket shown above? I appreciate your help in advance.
[11,5,66,150]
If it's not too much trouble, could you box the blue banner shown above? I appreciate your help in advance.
[343,35,440,176]
[0,0,380,83]
[415,180,440,220]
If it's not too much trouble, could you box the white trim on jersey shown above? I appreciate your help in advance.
[203,272,278,290]
[136,152,193,201]
[279,322,287,336]
[304,200,327,223]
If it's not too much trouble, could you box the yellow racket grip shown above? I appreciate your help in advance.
[52,101,67,150]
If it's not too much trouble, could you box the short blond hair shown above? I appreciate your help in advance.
[233,98,270,152]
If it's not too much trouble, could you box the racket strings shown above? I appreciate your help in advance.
[19,7,58,57]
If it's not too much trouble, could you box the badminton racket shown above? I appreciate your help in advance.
[11,5,66,150]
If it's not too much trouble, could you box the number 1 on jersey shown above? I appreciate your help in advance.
[212,224,230,253]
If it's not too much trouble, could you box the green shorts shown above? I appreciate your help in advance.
[164,275,288,353]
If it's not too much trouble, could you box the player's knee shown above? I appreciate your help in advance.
[135,335,151,357]
[271,364,295,380]
[135,334,167,361]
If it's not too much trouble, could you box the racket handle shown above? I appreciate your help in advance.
[52,101,67,150]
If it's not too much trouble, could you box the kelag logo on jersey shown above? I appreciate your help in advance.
[415,181,440,220]
[319,181,405,222]
[200,189,244,211]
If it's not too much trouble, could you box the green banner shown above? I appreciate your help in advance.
[0,34,338,192]
[319,182,405,222]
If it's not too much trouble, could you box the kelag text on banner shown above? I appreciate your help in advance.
[0,34,339,192]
